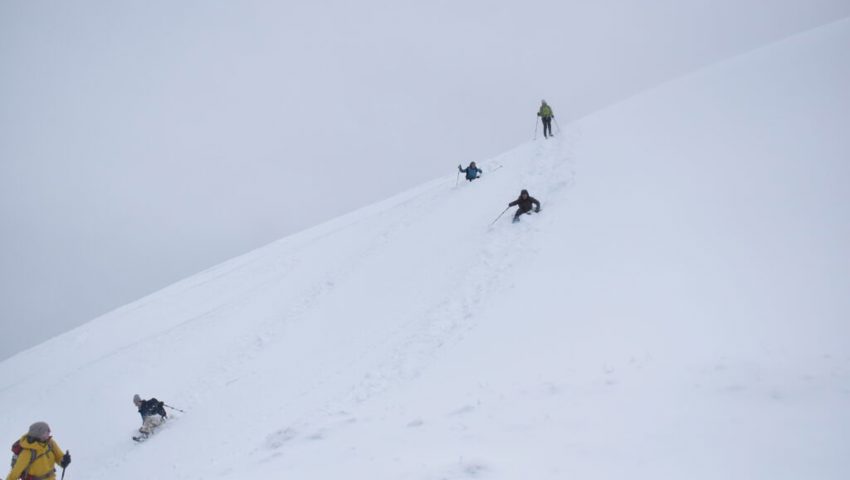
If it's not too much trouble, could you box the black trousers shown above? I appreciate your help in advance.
[513,206,532,221]
[542,117,553,137]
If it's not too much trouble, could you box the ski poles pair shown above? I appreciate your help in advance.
[535,116,561,139]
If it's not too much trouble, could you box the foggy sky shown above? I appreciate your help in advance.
[2,0,849,360]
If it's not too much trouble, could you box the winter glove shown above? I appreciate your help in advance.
[61,452,71,468]
[535,207,540,213]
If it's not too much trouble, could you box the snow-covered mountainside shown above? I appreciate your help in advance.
[2,17,849,480]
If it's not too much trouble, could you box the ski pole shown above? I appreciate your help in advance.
[164,404,185,413]
[490,206,510,226]
[533,117,539,140]
[61,450,69,480]
[554,117,562,133]
[455,170,461,186]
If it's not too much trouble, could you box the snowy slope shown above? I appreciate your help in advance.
[2,17,850,480]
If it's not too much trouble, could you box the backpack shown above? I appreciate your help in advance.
[140,398,167,418]
[11,440,26,467]
[10,439,45,479]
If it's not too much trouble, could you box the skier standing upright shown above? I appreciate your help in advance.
[538,100,554,138]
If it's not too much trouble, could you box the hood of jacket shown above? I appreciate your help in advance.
[19,435,52,454]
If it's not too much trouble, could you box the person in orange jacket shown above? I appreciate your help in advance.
[6,422,70,480]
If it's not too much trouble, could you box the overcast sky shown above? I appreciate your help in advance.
[1,0,848,361]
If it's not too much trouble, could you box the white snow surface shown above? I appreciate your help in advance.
[2,18,850,480]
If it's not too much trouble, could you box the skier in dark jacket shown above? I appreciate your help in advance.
[458,161,482,181]
[133,394,167,439]
[508,189,541,222]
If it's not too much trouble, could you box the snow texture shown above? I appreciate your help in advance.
[1,17,849,480]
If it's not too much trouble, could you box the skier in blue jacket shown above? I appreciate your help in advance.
[458,162,482,181]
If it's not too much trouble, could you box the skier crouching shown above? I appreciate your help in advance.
[509,189,541,222]
[133,394,167,439]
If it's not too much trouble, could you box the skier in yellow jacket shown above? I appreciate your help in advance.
[537,100,554,138]
[6,422,70,480]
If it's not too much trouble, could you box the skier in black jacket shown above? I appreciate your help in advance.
[508,189,541,222]
[133,394,167,439]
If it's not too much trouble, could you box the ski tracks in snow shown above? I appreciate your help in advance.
[251,130,581,469]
